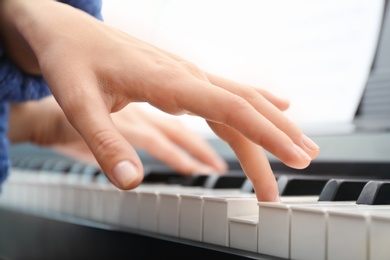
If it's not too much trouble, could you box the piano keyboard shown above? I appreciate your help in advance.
[1,157,390,260]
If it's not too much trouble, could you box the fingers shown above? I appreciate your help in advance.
[143,114,228,172]
[206,73,319,161]
[159,77,311,170]
[111,105,227,174]
[255,88,290,111]
[55,82,144,190]
[208,121,279,202]
[125,125,219,175]
[141,50,314,169]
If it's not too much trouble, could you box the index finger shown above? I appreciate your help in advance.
[158,76,312,170]
[206,73,320,160]
[208,121,279,202]
[49,73,144,190]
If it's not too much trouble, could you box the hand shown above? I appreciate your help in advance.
[8,96,227,174]
[2,0,319,201]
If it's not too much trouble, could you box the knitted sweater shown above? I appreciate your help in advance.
[0,0,103,186]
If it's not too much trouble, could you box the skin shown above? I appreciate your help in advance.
[0,0,319,201]
[8,96,228,174]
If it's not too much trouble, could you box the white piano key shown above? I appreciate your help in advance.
[12,171,29,208]
[179,193,205,241]
[24,173,41,213]
[103,186,123,225]
[120,189,139,229]
[136,185,202,232]
[369,211,390,260]
[35,171,53,213]
[289,202,357,260]
[60,172,81,216]
[328,209,370,260]
[138,190,160,232]
[157,187,204,237]
[257,202,291,259]
[327,206,390,260]
[86,174,109,221]
[118,184,172,229]
[30,160,62,212]
[88,183,106,222]
[72,184,90,218]
[0,177,11,207]
[229,215,258,252]
[256,200,315,258]
[158,192,181,236]
[203,196,258,247]
[257,196,319,258]
[280,195,319,203]
[46,172,67,213]
[179,190,255,242]
[10,171,31,210]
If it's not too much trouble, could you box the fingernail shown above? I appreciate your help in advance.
[293,144,311,161]
[112,161,137,187]
[274,194,281,202]
[302,134,319,151]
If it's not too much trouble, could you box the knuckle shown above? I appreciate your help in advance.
[150,59,184,82]
[89,129,126,168]
[257,125,280,148]
[180,61,206,79]
[223,95,252,125]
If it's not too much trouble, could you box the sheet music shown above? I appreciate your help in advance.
[102,0,385,137]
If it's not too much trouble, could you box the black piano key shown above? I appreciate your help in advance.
[318,179,369,201]
[13,156,35,169]
[277,175,329,196]
[10,155,25,167]
[50,160,75,173]
[81,164,101,177]
[69,162,89,174]
[143,166,219,186]
[203,171,246,189]
[68,162,100,175]
[39,159,70,172]
[180,174,208,187]
[66,162,105,184]
[23,157,48,170]
[240,175,279,193]
[143,168,186,184]
[356,181,390,205]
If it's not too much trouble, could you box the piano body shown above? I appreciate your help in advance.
[2,1,390,260]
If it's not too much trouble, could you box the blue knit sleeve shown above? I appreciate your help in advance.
[0,0,104,188]
[58,0,103,21]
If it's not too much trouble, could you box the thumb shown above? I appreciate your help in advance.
[60,93,144,190]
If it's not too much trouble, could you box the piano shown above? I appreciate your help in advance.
[1,1,390,259]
